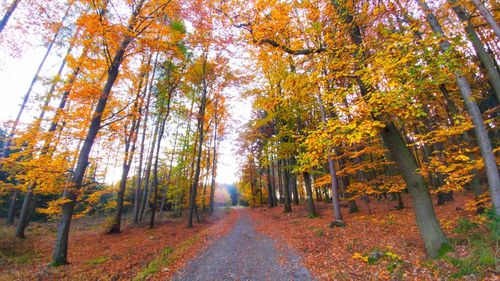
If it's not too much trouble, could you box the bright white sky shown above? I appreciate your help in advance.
[0,43,251,186]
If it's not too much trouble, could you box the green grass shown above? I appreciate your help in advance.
[0,225,40,266]
[134,234,201,281]
[87,256,110,266]
[439,209,499,278]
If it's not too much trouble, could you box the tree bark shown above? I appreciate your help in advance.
[139,119,158,221]
[449,0,500,102]
[6,189,19,225]
[134,54,156,223]
[160,121,180,216]
[281,159,292,213]
[0,0,19,33]
[316,93,343,222]
[470,0,500,40]
[107,69,145,234]
[381,123,447,258]
[290,158,299,205]
[330,0,447,255]
[209,97,218,215]
[150,115,168,228]
[1,3,72,158]
[52,0,144,265]
[417,0,500,216]
[266,165,274,208]
[188,56,208,228]
[303,172,317,217]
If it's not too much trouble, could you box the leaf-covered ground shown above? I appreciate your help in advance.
[248,192,498,280]
[0,208,238,280]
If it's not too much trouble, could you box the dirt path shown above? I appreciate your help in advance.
[172,209,313,281]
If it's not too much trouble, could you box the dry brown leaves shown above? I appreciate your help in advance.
[248,192,495,280]
[0,209,238,281]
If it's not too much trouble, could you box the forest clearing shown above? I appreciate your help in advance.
[0,0,499,280]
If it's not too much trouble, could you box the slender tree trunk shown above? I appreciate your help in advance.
[15,37,89,238]
[209,97,219,215]
[107,74,145,234]
[316,93,343,222]
[281,159,292,212]
[470,0,500,40]
[417,0,500,216]
[134,54,155,223]
[303,172,317,217]
[150,116,168,228]
[449,0,500,102]
[202,137,212,212]
[6,189,19,225]
[270,159,278,205]
[290,158,299,205]
[266,165,274,208]
[1,3,72,158]
[160,121,180,216]
[332,0,447,256]
[188,56,208,228]
[51,1,145,265]
[0,0,20,33]
[277,159,284,203]
[139,119,158,221]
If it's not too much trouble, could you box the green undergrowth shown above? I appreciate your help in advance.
[134,231,204,280]
[0,226,40,267]
[87,255,110,266]
[439,209,499,278]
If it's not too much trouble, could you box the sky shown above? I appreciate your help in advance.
[0,42,252,186]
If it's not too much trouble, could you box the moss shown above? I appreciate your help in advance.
[441,213,498,278]
[437,242,454,258]
[135,242,191,281]
[87,256,110,266]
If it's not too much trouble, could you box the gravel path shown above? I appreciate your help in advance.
[172,209,313,281]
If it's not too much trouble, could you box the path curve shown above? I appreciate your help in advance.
[172,209,313,281]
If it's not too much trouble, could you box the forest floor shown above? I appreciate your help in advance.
[248,192,499,280]
[0,192,498,280]
[0,207,239,280]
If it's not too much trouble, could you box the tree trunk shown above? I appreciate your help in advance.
[277,159,284,203]
[330,0,447,256]
[107,80,144,234]
[290,158,299,205]
[1,3,72,158]
[303,172,317,217]
[52,0,144,264]
[188,55,208,228]
[417,0,500,216]
[134,54,156,223]
[6,189,19,225]
[470,0,500,40]
[209,97,218,215]
[266,165,274,208]
[316,93,343,222]
[202,137,212,212]
[449,0,500,102]
[281,159,292,213]
[150,115,168,229]
[15,186,33,237]
[0,0,20,33]
[139,119,158,221]
[160,121,180,216]
[381,123,448,257]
